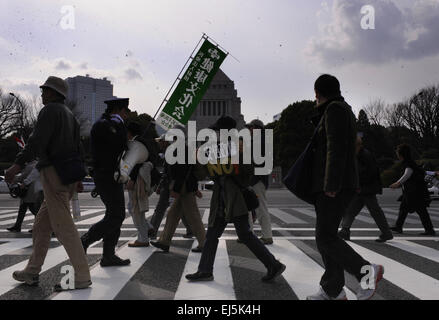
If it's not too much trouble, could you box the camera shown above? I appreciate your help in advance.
[9,183,28,199]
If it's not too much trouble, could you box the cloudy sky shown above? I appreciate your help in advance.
[1,0,439,124]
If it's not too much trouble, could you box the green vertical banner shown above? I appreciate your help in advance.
[156,39,227,130]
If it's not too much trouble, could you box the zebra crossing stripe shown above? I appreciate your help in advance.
[174,240,235,300]
[0,239,32,256]
[0,245,70,296]
[0,211,24,219]
[269,208,307,224]
[293,208,376,225]
[348,242,439,300]
[267,240,357,300]
[52,245,155,300]
[0,215,35,226]
[202,209,210,225]
[75,209,106,219]
[383,208,439,223]
[76,209,155,225]
[386,240,439,264]
[0,210,16,215]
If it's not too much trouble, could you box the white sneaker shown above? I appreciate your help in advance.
[356,264,384,300]
[306,286,348,300]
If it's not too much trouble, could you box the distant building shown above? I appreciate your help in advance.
[189,69,245,132]
[65,75,115,124]
[273,113,281,122]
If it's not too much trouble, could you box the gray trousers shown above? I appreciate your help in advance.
[341,194,392,236]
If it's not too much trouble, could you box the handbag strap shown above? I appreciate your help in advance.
[309,115,325,147]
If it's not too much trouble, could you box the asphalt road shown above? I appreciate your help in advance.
[0,188,438,301]
[0,187,412,208]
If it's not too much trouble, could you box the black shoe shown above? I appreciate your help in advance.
[150,241,169,253]
[185,271,214,282]
[148,230,157,240]
[375,233,394,243]
[419,230,436,236]
[7,226,21,233]
[390,227,403,234]
[338,228,350,241]
[262,261,286,282]
[191,246,203,253]
[100,255,131,267]
[183,233,194,239]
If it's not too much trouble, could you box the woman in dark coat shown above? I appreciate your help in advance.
[390,144,436,235]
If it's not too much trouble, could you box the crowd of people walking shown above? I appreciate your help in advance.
[3,74,437,299]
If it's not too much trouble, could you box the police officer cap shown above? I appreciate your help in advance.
[209,116,237,130]
[104,98,131,112]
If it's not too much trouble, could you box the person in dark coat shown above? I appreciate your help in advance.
[390,144,435,236]
[339,136,393,242]
[307,74,383,300]
[185,116,285,282]
[81,98,132,267]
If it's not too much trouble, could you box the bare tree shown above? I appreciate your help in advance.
[364,98,387,126]
[0,89,23,139]
[396,86,439,147]
[384,102,405,128]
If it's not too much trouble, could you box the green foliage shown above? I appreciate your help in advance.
[357,109,371,133]
[421,148,439,160]
[418,159,439,171]
[272,100,315,176]
[381,161,404,187]
[376,157,395,171]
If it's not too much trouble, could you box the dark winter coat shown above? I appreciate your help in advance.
[357,148,383,195]
[194,149,253,227]
[311,97,359,194]
[399,160,431,213]
[15,102,81,170]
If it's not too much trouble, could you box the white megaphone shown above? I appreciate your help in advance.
[114,140,149,183]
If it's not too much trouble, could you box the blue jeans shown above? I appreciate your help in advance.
[198,214,277,273]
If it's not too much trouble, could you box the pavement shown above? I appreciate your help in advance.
[0,189,438,300]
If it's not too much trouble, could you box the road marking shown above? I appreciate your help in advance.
[349,242,439,300]
[202,209,210,225]
[293,207,376,225]
[269,208,307,224]
[268,240,357,300]
[0,239,32,256]
[386,240,439,264]
[174,240,235,300]
[52,244,155,300]
[74,209,105,220]
[0,245,71,296]
[0,211,20,219]
[0,215,35,226]
[360,209,419,224]
[383,208,439,223]
[76,209,154,225]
